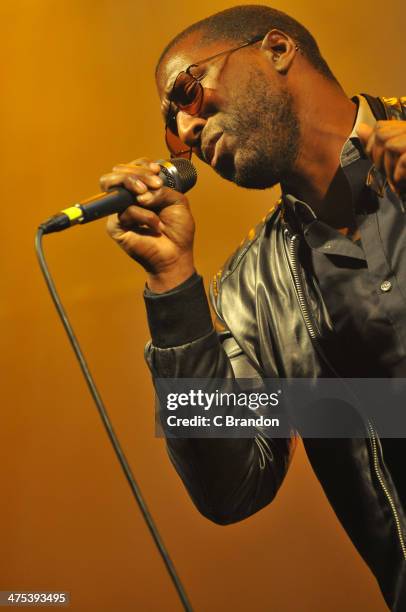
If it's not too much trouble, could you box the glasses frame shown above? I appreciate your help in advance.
[165,35,265,159]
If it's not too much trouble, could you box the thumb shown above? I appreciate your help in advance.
[106,213,124,240]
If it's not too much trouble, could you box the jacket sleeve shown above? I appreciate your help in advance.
[144,274,296,525]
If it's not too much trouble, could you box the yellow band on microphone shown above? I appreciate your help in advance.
[60,205,83,223]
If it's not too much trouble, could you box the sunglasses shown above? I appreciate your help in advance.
[165,35,264,159]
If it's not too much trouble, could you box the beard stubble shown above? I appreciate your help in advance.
[216,70,301,189]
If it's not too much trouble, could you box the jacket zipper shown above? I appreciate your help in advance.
[366,421,406,559]
[286,232,318,339]
[284,227,406,560]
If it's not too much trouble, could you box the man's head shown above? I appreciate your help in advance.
[156,5,339,189]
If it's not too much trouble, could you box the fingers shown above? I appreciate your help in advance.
[106,213,124,240]
[384,133,406,153]
[373,121,406,140]
[113,187,187,227]
[369,125,406,167]
[118,205,162,232]
[357,121,406,195]
[358,121,406,152]
[100,173,152,195]
[106,212,159,264]
[100,159,162,193]
[394,152,406,188]
[136,185,187,210]
[100,169,162,193]
[106,205,162,239]
[129,157,160,170]
[101,157,189,246]
[383,150,397,193]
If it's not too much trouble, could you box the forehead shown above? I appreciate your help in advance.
[156,32,227,101]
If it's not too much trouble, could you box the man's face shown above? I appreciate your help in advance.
[156,33,301,189]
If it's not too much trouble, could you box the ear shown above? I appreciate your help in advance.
[261,29,299,74]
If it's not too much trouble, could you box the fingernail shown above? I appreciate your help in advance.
[150,162,161,172]
[152,176,162,187]
[138,192,153,203]
[135,179,147,191]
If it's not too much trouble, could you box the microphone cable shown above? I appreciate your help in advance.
[35,227,193,612]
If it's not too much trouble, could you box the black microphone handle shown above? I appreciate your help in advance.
[80,165,176,224]
[39,187,137,234]
[80,187,135,223]
[39,164,189,235]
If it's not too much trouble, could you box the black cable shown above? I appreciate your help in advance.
[35,227,192,612]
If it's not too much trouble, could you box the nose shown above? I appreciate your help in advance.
[177,112,206,150]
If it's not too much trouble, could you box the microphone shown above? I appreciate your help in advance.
[39,158,197,234]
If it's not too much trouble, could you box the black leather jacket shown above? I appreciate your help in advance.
[145,95,406,611]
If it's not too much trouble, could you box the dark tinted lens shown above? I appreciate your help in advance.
[172,71,203,114]
[165,126,192,159]
[164,70,201,159]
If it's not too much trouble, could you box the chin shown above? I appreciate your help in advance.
[235,172,279,190]
[232,150,280,190]
[216,162,278,190]
[214,146,281,190]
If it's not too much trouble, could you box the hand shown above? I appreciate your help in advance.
[357,121,406,197]
[102,158,195,292]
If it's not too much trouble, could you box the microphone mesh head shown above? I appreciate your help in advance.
[170,158,197,193]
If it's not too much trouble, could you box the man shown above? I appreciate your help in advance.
[101,6,406,610]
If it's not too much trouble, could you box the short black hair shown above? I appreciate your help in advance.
[156,5,337,82]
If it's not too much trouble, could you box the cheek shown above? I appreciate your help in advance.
[200,86,225,115]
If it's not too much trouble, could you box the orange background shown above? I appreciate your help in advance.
[1,1,404,611]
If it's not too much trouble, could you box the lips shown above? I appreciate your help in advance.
[203,132,223,166]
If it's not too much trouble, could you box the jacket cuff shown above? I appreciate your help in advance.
[144,274,214,348]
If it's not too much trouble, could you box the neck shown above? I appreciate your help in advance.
[282,75,357,222]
